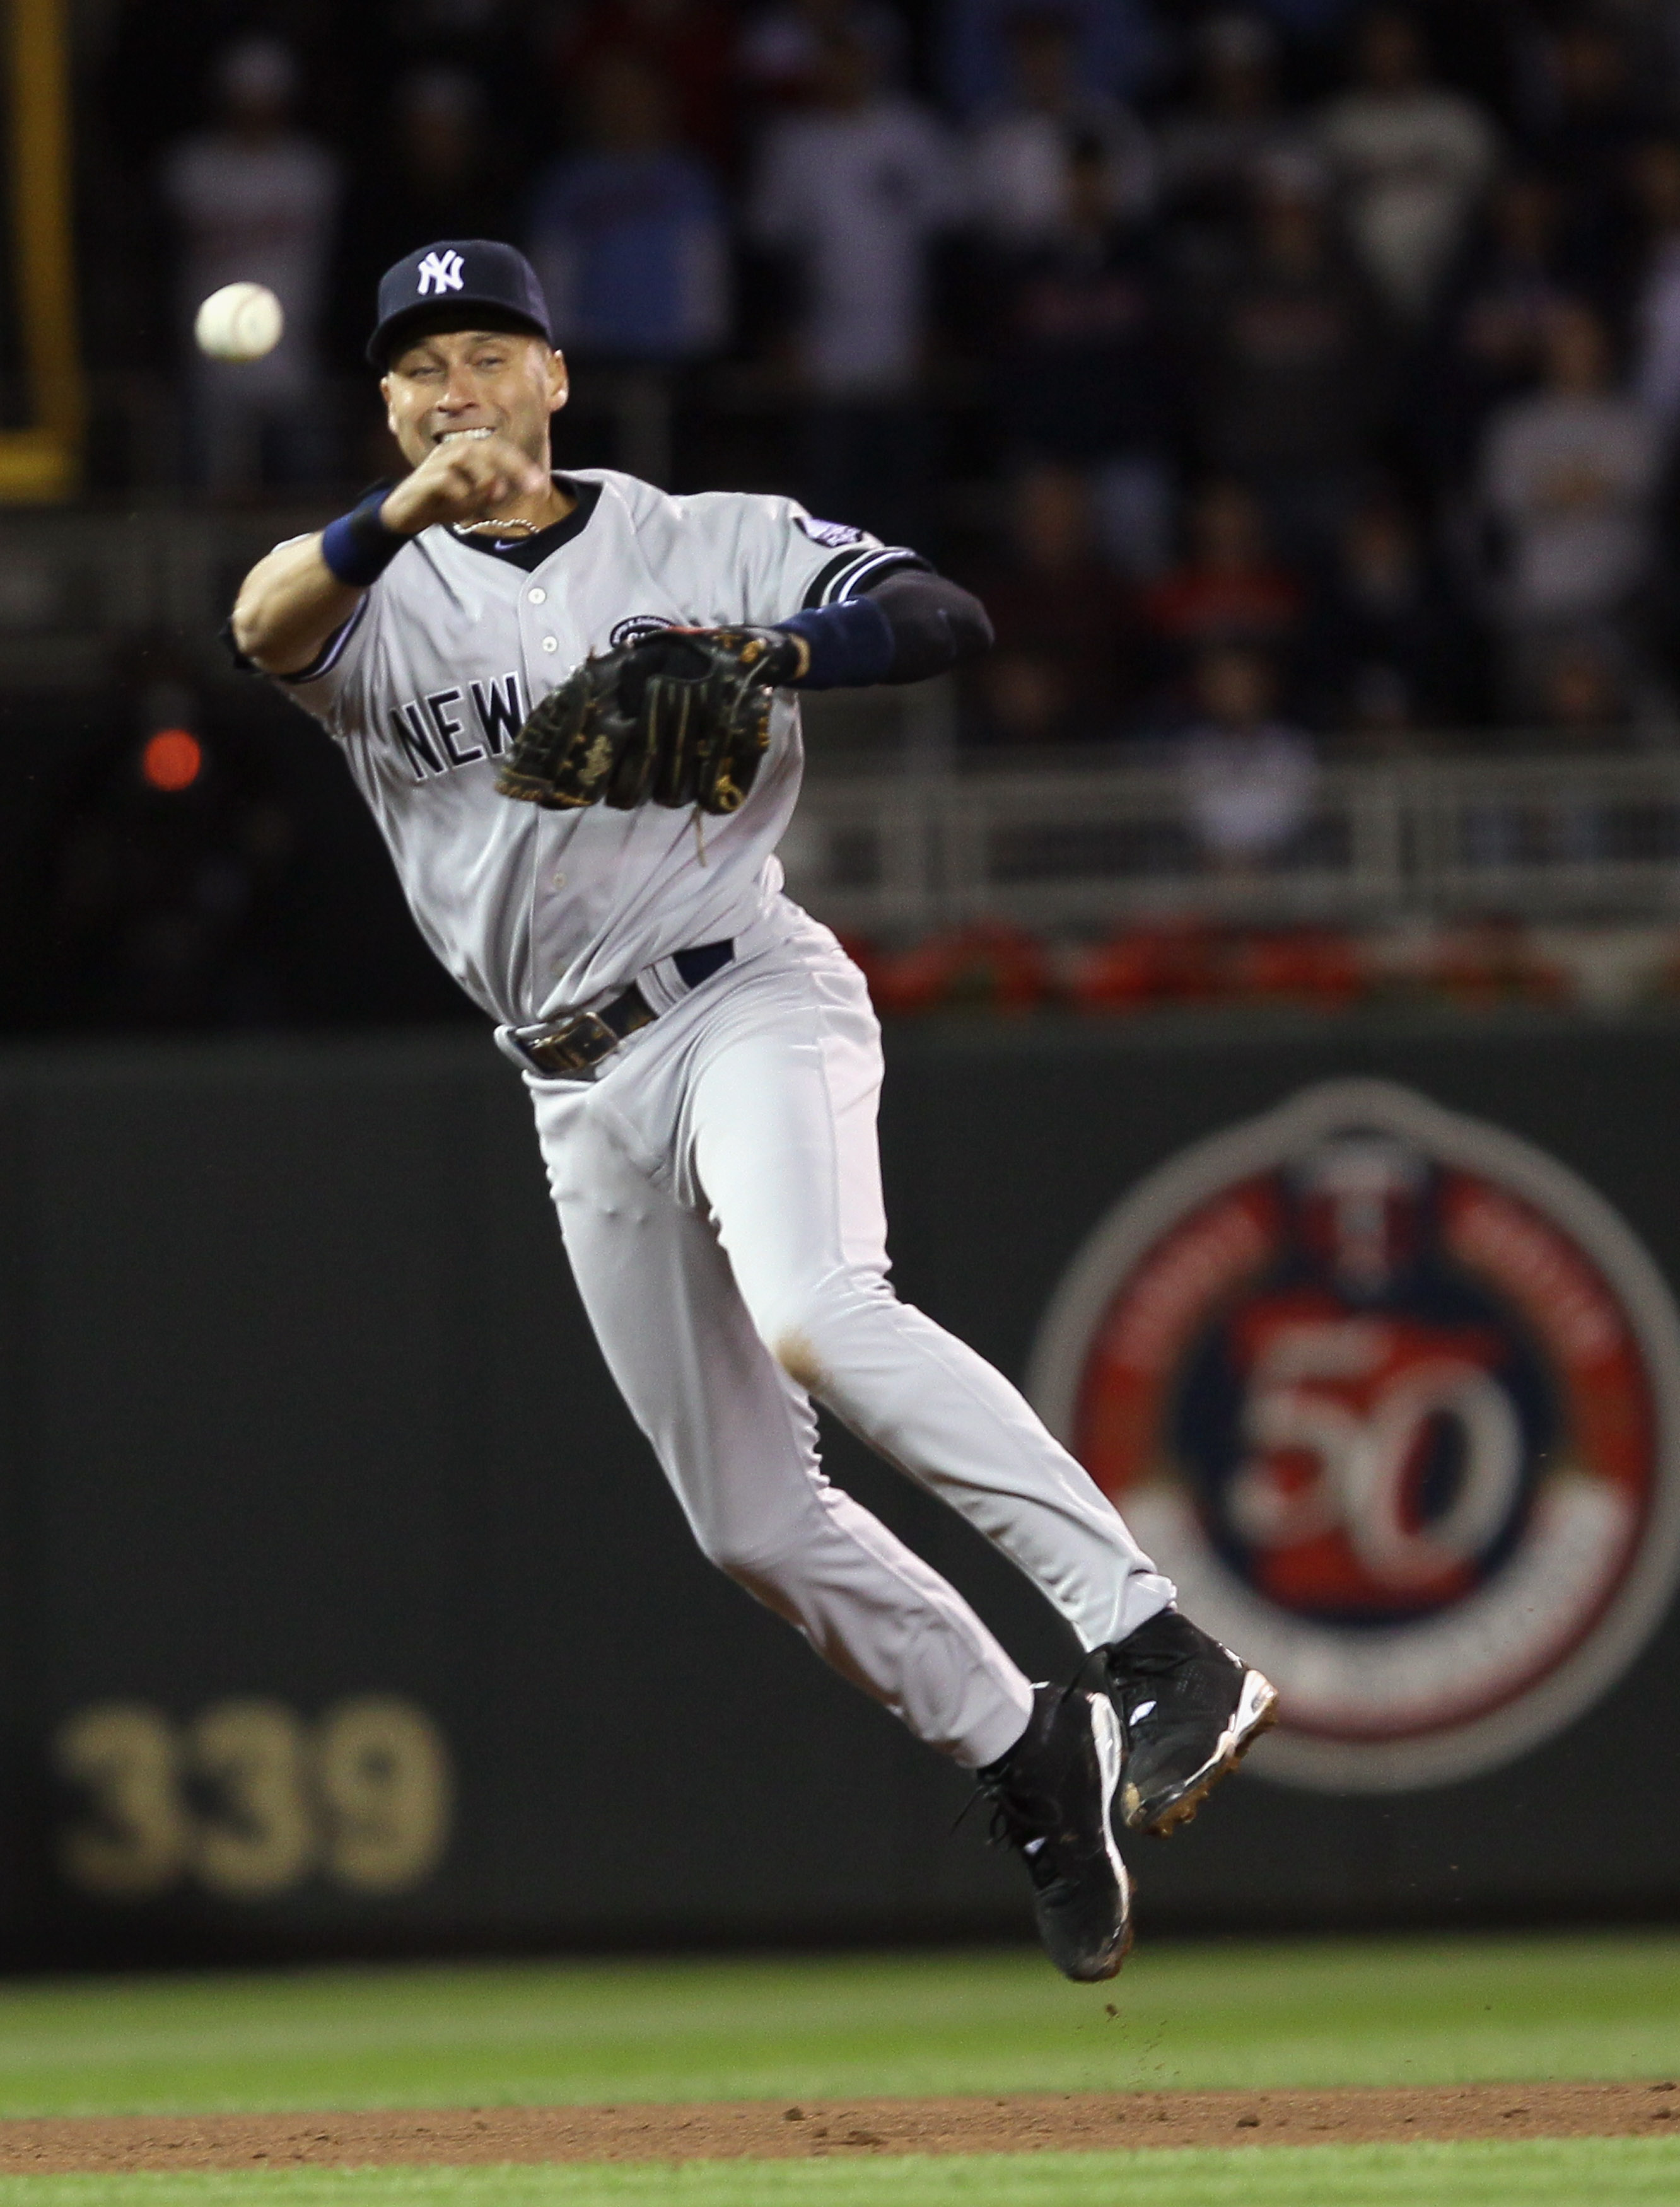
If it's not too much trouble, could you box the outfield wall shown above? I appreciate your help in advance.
[3,1010,1678,1964]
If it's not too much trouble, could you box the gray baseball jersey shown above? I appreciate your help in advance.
[274,467,914,1023]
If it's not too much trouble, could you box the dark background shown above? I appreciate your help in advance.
[4,1008,1675,1965]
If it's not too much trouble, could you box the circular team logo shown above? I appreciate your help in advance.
[609,615,677,648]
[1029,1080,1680,1791]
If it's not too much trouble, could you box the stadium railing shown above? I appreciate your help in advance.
[791,694,1680,935]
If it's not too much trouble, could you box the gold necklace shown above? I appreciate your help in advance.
[453,515,542,539]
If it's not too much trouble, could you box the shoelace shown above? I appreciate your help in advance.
[983,1799,1065,1890]
[977,1779,1057,1851]
[969,1684,1082,1880]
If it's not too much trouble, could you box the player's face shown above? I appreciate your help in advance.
[382,330,569,472]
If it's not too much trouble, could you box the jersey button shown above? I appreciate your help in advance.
[541,636,558,652]
[527,587,546,604]
[551,870,566,888]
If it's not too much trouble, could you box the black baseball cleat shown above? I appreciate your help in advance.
[1097,1607,1278,1837]
[977,1684,1132,1983]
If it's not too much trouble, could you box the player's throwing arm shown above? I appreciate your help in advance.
[233,432,554,676]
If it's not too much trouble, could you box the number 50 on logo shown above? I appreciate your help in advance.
[1029,1080,1680,1793]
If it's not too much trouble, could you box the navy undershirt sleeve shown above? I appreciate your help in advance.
[866,570,995,683]
[779,596,895,689]
[779,571,993,690]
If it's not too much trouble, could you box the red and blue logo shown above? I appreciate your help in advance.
[1029,1081,1680,1790]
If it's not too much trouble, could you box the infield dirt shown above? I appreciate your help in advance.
[0,2083,1674,2173]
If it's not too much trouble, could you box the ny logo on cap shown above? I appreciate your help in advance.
[416,250,465,297]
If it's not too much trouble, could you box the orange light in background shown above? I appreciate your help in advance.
[141,728,203,792]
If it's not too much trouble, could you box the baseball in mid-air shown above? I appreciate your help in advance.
[194,282,284,362]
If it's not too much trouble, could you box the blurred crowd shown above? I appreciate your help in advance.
[74,0,1680,769]
[44,1,1680,1028]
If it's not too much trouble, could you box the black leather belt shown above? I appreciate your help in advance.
[507,938,735,1078]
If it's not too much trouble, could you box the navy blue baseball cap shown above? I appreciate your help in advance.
[368,239,553,368]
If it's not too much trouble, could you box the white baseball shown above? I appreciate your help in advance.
[194,282,285,363]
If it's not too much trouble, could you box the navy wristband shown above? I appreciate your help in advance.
[320,495,407,588]
[778,596,895,690]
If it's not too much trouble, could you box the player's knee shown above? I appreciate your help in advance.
[765,1272,895,1394]
[773,1327,828,1395]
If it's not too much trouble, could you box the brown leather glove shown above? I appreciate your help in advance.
[494,626,805,816]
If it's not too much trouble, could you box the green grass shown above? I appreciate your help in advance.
[3,2141,1680,2206]
[0,1935,1671,2117]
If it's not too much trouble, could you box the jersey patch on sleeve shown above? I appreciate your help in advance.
[795,515,873,549]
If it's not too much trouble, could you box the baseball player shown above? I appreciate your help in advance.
[231,240,1276,1982]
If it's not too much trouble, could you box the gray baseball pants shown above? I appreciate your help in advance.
[528,904,1174,1768]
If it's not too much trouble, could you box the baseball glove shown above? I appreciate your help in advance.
[495,626,805,817]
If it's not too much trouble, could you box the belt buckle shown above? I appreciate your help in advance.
[522,1011,618,1078]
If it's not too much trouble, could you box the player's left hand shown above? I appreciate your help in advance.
[496,627,807,815]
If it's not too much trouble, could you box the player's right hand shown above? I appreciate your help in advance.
[380,433,549,536]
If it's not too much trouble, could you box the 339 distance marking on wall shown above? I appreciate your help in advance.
[52,1696,453,1901]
